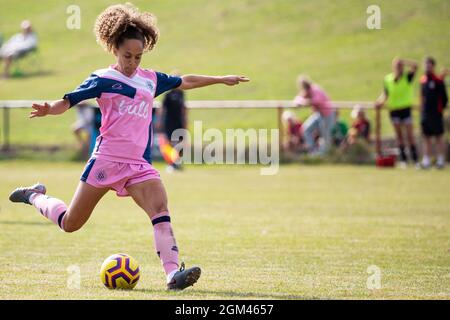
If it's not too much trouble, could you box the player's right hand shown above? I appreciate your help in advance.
[30,102,51,118]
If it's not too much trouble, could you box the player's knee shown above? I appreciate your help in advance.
[61,218,83,233]
[62,223,80,233]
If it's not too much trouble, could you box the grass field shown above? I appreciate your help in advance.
[0,161,449,299]
[0,0,449,141]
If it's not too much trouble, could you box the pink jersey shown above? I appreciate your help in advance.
[64,65,182,164]
[294,84,334,117]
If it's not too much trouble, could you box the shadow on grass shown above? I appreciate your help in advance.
[0,220,51,226]
[9,70,55,79]
[133,288,318,300]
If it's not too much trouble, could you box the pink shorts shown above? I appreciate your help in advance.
[80,157,160,197]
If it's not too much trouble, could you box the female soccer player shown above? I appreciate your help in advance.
[9,3,249,290]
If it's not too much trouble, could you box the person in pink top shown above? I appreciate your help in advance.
[294,75,336,154]
[9,3,249,291]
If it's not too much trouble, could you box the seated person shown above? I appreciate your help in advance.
[294,75,336,155]
[331,110,348,146]
[348,105,371,145]
[282,110,303,153]
[0,20,38,78]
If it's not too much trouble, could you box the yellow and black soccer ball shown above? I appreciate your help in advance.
[100,253,140,289]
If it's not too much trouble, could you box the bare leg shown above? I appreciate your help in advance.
[424,136,433,157]
[3,55,12,78]
[436,135,446,156]
[15,180,109,233]
[406,122,416,146]
[393,123,407,162]
[422,136,433,168]
[62,181,110,232]
[393,123,404,145]
[126,179,168,219]
[73,127,85,149]
[405,122,418,163]
[126,178,201,289]
[127,179,175,273]
[436,135,446,167]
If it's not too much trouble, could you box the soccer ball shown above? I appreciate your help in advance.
[100,253,140,289]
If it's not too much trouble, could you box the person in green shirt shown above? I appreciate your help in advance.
[375,58,419,167]
[332,111,348,146]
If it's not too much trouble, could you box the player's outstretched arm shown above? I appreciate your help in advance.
[179,75,250,90]
[30,99,70,118]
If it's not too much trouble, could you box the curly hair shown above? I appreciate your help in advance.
[94,3,159,53]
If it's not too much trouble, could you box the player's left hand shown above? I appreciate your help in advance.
[221,75,250,86]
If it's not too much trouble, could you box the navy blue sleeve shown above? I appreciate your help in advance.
[63,74,105,108]
[155,72,182,98]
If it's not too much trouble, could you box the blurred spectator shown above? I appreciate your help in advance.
[72,102,94,159]
[281,110,303,153]
[72,102,94,151]
[151,107,164,160]
[420,56,448,169]
[152,105,183,167]
[162,72,187,171]
[347,105,371,145]
[294,75,336,155]
[375,57,419,168]
[0,20,38,78]
[89,106,102,158]
[331,110,348,147]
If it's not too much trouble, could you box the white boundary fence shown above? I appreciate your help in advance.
[0,100,374,153]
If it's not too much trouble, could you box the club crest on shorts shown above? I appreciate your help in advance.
[95,169,107,182]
